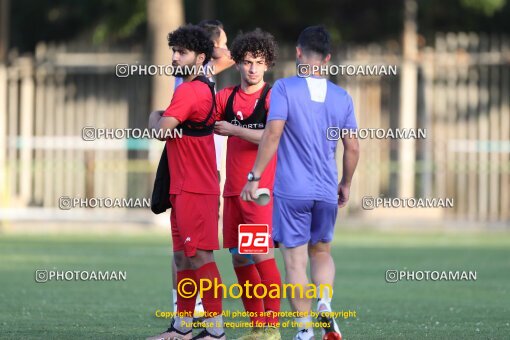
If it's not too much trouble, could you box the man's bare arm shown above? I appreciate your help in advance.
[252,120,285,177]
[340,135,359,185]
[148,110,180,141]
[338,134,359,207]
[240,120,285,201]
[235,127,263,144]
[214,121,263,144]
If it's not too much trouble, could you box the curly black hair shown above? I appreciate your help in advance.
[230,28,278,67]
[167,25,214,65]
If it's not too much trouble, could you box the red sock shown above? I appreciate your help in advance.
[195,262,223,317]
[256,259,282,326]
[234,264,265,326]
[176,269,198,316]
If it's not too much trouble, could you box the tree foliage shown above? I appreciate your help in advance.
[9,0,510,52]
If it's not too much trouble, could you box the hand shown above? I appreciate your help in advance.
[240,180,259,202]
[148,110,165,141]
[148,110,163,128]
[213,47,230,59]
[214,121,238,136]
[338,181,350,208]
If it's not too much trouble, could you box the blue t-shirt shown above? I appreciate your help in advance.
[268,76,357,204]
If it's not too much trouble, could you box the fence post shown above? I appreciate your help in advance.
[147,0,184,111]
[421,47,434,199]
[500,37,510,222]
[19,56,35,205]
[0,63,6,205]
[398,0,418,198]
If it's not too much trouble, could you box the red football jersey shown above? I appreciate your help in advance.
[163,80,219,195]
[215,84,276,197]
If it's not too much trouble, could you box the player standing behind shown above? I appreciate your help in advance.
[198,19,235,182]
[174,20,234,89]
[240,26,360,340]
[213,29,282,340]
[147,25,225,340]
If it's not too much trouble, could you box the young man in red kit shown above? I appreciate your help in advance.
[213,28,282,340]
[170,18,235,319]
[147,25,225,340]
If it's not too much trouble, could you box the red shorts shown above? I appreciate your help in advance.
[170,192,219,257]
[222,195,274,249]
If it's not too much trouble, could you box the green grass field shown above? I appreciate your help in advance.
[0,230,509,339]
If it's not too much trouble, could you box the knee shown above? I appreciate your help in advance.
[232,254,253,267]
[284,257,307,273]
[253,250,274,264]
[173,252,189,271]
[308,243,331,258]
[189,250,214,270]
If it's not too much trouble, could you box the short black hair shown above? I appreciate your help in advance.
[167,25,214,65]
[297,25,331,58]
[198,19,224,42]
[230,28,278,67]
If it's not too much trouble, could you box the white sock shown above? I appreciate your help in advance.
[316,286,341,334]
[172,289,177,313]
[205,315,224,336]
[195,294,203,307]
[317,285,333,312]
[174,316,192,333]
[295,316,314,338]
[193,295,204,317]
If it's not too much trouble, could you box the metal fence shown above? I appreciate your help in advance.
[0,44,152,211]
[1,33,509,223]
